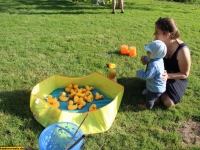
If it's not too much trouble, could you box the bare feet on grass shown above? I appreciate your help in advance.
[154,99,160,104]
[138,104,147,110]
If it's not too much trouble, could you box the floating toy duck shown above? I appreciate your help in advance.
[82,88,87,93]
[78,105,84,110]
[75,92,85,98]
[95,92,104,100]
[78,97,86,106]
[65,83,73,92]
[73,95,79,104]
[89,104,97,112]
[85,91,92,96]
[69,91,76,98]
[68,100,77,110]
[47,95,57,103]
[46,95,60,109]
[73,84,79,89]
[85,85,94,91]
[59,92,69,102]
[85,94,93,103]
[51,100,60,109]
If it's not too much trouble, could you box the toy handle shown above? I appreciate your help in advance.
[67,134,87,150]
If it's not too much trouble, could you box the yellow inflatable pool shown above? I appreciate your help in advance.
[30,72,124,134]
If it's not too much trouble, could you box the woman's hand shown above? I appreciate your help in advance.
[141,56,147,65]
[162,70,168,82]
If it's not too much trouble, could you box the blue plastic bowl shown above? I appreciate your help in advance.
[38,122,84,150]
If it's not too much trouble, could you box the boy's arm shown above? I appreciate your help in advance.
[137,65,157,80]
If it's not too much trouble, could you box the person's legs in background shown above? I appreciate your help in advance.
[119,0,124,13]
[112,0,116,13]
[94,0,99,5]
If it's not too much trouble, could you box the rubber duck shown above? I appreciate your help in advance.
[78,97,86,106]
[47,95,53,100]
[47,96,60,109]
[107,63,116,69]
[74,95,79,104]
[59,92,69,102]
[65,84,73,92]
[85,94,93,103]
[68,100,77,110]
[73,84,79,89]
[85,91,92,96]
[75,92,85,98]
[85,85,94,91]
[70,89,75,93]
[95,92,104,100]
[78,105,84,110]
[47,95,56,104]
[52,100,60,108]
[82,88,87,93]
[89,104,97,112]
[107,63,117,82]
[69,91,76,98]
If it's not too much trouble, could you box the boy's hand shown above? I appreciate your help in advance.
[141,56,147,65]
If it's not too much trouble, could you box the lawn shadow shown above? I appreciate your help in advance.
[0,90,44,131]
[0,0,112,15]
[117,77,167,112]
[0,0,163,15]
[117,77,145,112]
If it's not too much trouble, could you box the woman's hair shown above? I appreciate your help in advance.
[155,17,180,39]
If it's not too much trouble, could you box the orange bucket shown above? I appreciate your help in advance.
[120,45,129,55]
[129,46,137,57]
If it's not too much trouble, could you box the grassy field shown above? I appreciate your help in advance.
[0,0,200,149]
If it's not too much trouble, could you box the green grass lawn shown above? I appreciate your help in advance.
[0,0,200,149]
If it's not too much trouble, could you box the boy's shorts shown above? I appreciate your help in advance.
[146,91,162,109]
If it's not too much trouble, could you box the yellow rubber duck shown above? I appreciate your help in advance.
[68,100,78,110]
[47,95,56,103]
[89,104,97,112]
[59,92,69,102]
[65,83,73,92]
[47,96,60,109]
[69,91,76,98]
[95,92,104,100]
[52,100,60,108]
[78,105,84,110]
[85,85,94,91]
[85,94,93,103]
[74,95,79,104]
[75,92,85,98]
[73,84,79,89]
[78,97,86,106]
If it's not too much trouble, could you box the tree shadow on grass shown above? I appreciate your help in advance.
[0,0,112,15]
[117,77,145,111]
[0,0,163,15]
[0,90,44,132]
[117,77,167,112]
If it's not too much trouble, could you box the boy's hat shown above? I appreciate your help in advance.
[144,40,167,59]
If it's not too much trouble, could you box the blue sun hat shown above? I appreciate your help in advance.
[144,40,167,59]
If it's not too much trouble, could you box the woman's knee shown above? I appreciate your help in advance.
[161,92,175,107]
[163,100,175,107]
